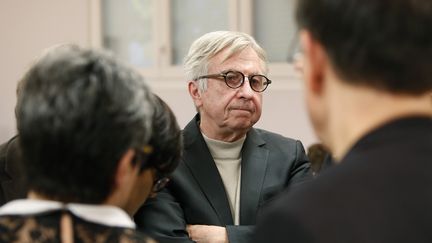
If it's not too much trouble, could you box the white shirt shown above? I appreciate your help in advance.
[0,199,135,228]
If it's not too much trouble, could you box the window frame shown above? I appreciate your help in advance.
[90,0,299,83]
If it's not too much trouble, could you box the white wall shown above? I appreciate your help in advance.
[0,0,318,148]
[0,0,90,142]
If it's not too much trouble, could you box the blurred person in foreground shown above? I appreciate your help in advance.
[253,0,432,242]
[134,31,311,243]
[0,45,181,242]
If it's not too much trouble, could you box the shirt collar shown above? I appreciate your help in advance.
[202,133,246,160]
[0,199,135,229]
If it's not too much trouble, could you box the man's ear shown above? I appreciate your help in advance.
[188,81,203,108]
[300,30,328,95]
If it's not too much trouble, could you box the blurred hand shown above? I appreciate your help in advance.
[187,224,228,243]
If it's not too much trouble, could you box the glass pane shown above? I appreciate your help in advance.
[171,0,229,65]
[253,0,299,63]
[102,0,154,68]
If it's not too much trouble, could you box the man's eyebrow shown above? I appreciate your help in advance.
[220,69,262,75]
[219,68,236,73]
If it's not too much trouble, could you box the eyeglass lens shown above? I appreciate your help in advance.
[224,71,269,92]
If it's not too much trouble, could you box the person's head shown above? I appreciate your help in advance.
[296,0,432,151]
[16,45,155,206]
[125,94,182,215]
[184,31,271,141]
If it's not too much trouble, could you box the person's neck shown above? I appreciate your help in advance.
[199,118,248,142]
[327,84,431,162]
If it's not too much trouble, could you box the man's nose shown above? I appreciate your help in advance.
[237,78,255,98]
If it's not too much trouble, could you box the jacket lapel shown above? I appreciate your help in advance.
[239,129,268,224]
[182,115,234,225]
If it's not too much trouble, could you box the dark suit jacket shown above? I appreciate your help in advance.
[253,116,432,243]
[0,135,27,206]
[135,115,311,243]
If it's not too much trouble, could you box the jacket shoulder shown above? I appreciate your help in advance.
[253,128,299,146]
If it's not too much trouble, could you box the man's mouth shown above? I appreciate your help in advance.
[230,107,253,112]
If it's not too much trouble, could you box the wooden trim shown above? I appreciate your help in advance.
[88,0,102,48]
[238,0,252,34]
[229,0,239,30]
[158,0,171,67]
[92,0,300,83]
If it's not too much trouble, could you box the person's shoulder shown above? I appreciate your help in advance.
[0,135,22,174]
[251,128,305,156]
[273,163,350,205]
[0,135,20,178]
[74,216,155,243]
[0,135,20,157]
[253,128,298,144]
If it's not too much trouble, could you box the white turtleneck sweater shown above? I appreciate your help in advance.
[202,134,246,225]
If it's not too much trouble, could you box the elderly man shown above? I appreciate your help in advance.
[134,31,311,243]
[253,0,432,242]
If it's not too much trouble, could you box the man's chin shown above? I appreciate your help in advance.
[228,119,256,131]
[230,109,254,117]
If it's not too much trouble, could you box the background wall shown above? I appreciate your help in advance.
[0,0,318,147]
[0,0,90,140]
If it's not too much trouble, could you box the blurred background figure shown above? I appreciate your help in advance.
[0,79,28,205]
[306,143,332,176]
[0,135,24,205]
[128,94,183,216]
[0,45,180,242]
[126,94,183,216]
[253,0,432,242]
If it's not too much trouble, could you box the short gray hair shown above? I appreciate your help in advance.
[183,31,268,91]
[16,45,155,203]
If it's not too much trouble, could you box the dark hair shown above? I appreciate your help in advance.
[16,45,154,203]
[307,143,331,175]
[296,0,432,94]
[141,95,182,175]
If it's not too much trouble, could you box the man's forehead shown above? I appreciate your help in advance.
[209,48,266,73]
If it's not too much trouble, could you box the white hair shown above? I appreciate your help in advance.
[183,31,268,92]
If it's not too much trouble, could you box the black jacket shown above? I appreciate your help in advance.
[253,117,432,243]
[135,114,311,243]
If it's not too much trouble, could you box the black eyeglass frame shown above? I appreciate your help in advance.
[133,145,171,193]
[134,145,153,172]
[194,70,272,92]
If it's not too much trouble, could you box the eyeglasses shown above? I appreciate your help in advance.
[134,145,170,193]
[195,70,272,92]
[152,171,170,193]
[135,145,153,171]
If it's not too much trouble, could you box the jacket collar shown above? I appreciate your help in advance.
[182,114,268,224]
[0,198,135,228]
